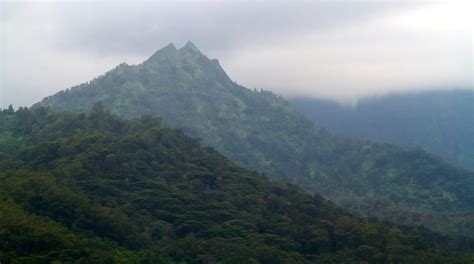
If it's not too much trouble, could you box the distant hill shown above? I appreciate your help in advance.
[3,106,473,262]
[35,42,474,237]
[290,90,474,171]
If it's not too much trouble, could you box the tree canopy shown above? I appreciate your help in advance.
[1,106,473,263]
[35,43,474,237]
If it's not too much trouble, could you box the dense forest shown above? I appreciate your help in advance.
[36,42,474,237]
[1,106,474,263]
[290,90,474,171]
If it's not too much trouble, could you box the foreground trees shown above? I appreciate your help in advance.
[0,106,473,263]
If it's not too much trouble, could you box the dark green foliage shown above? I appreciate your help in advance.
[290,90,474,171]
[1,107,473,263]
[34,43,474,237]
[0,191,140,264]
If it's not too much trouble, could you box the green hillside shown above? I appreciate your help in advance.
[35,42,474,236]
[1,106,473,263]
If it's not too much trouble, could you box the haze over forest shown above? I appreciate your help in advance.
[1,1,473,263]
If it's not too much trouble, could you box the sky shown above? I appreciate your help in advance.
[0,0,472,108]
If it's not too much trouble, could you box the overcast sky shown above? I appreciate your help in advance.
[1,0,472,108]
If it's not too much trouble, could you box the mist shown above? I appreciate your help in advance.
[1,1,472,108]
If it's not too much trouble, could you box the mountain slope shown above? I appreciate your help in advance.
[290,90,474,171]
[35,42,474,236]
[3,106,473,263]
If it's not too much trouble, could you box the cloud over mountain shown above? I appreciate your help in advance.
[1,1,472,108]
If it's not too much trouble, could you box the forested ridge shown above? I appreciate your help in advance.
[1,106,474,263]
[35,42,474,237]
[290,90,474,171]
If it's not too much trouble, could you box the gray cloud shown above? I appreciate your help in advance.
[1,1,472,108]
[47,2,409,56]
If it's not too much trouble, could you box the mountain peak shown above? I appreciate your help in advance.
[140,41,232,86]
[156,42,178,53]
[145,42,206,65]
[180,41,202,54]
[146,43,178,63]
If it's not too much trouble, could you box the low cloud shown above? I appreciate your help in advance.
[1,1,472,108]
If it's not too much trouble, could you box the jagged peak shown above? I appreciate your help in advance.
[162,42,177,51]
[179,41,202,54]
[146,43,178,63]
[142,41,231,83]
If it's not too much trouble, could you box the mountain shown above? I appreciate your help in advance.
[35,42,474,236]
[1,106,473,263]
[290,90,474,171]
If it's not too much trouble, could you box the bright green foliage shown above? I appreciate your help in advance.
[291,90,474,171]
[1,107,473,263]
[34,42,474,237]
